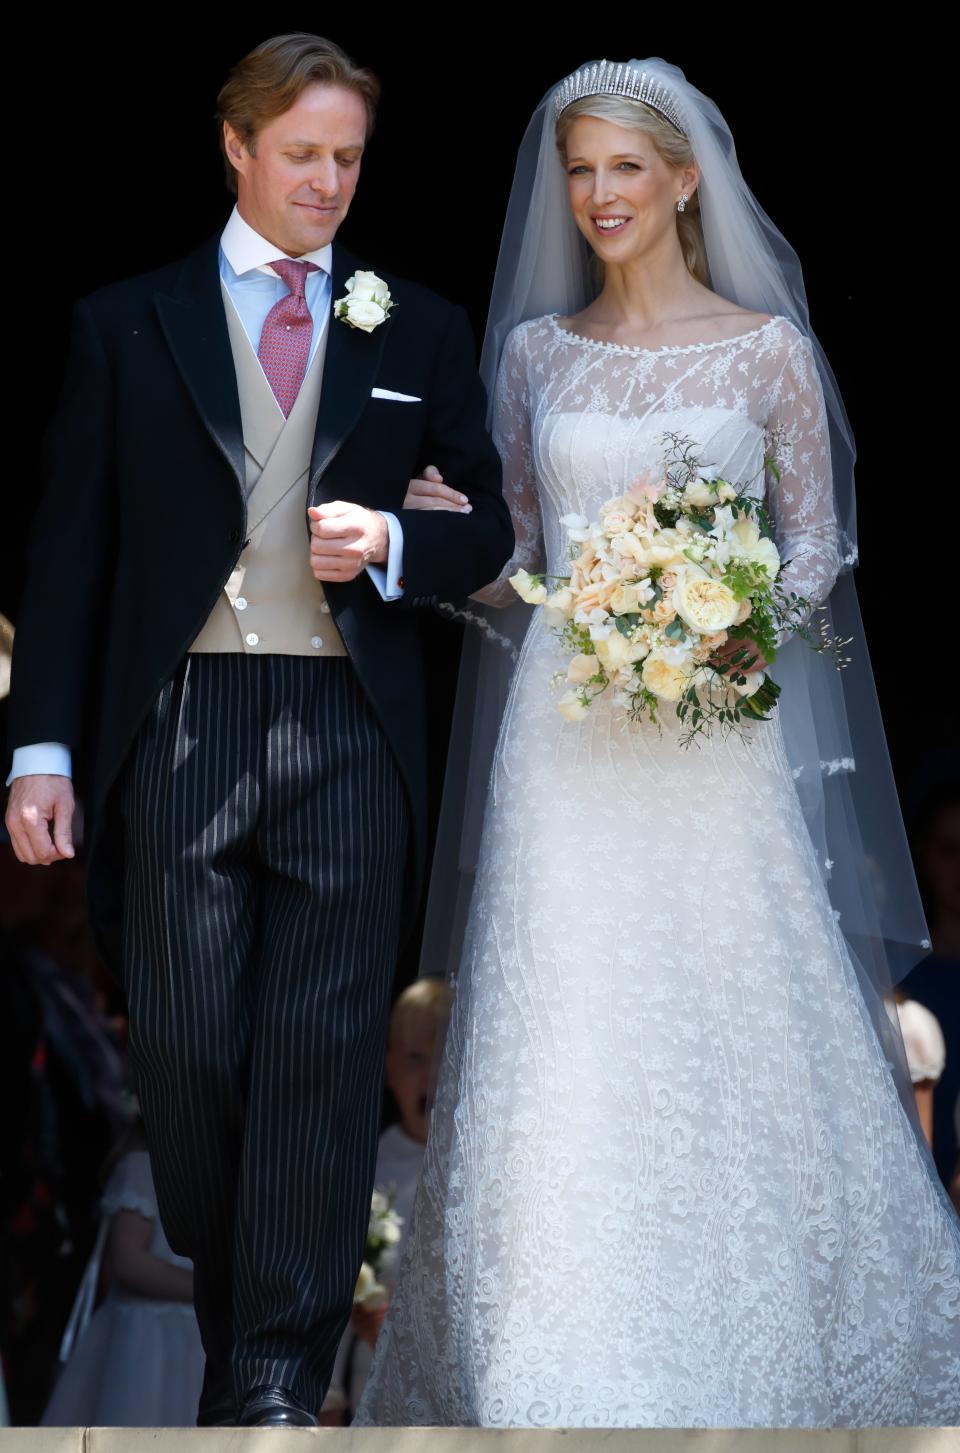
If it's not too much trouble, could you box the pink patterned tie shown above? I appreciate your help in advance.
[257,259,320,416]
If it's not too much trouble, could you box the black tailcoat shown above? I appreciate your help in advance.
[8,236,514,959]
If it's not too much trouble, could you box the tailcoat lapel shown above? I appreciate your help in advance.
[308,243,394,503]
[154,238,246,490]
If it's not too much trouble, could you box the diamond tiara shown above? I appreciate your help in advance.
[553,61,687,138]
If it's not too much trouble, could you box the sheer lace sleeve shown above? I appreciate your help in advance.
[764,324,841,631]
[472,323,545,607]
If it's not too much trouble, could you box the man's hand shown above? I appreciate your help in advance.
[403,465,471,513]
[307,501,389,583]
[5,774,76,865]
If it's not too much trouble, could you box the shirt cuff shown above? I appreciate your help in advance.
[7,743,73,785]
[366,511,405,601]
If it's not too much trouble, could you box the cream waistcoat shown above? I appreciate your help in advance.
[189,283,347,657]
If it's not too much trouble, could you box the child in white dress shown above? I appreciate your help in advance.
[42,1121,204,1427]
[322,980,452,1422]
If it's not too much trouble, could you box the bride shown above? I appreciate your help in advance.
[358,59,960,1427]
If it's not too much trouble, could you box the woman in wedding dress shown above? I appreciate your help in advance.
[358,59,960,1428]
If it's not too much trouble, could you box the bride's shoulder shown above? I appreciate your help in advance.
[692,295,808,353]
[751,314,817,372]
[497,315,556,373]
[504,314,556,349]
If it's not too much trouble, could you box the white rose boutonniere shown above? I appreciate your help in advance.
[335,269,396,333]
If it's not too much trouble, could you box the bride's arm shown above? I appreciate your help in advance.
[471,324,546,608]
[764,326,841,635]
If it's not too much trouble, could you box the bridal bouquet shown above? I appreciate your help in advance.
[353,1190,403,1310]
[510,433,817,743]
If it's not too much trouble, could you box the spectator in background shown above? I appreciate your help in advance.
[0,843,128,1424]
[322,979,453,1424]
[42,1113,204,1428]
[902,778,960,1189]
[891,992,947,1147]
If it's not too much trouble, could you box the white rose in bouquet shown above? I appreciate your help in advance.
[612,531,648,563]
[640,528,688,568]
[642,650,693,702]
[672,566,740,634]
[602,508,635,536]
[682,478,717,508]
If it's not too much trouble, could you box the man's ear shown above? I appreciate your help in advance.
[223,120,249,182]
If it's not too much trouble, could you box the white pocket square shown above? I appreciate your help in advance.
[371,387,422,403]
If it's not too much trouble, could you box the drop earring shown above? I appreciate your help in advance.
[677,194,688,213]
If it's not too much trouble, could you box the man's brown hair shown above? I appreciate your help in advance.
[216,33,381,195]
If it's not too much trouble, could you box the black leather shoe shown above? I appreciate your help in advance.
[237,1384,318,1427]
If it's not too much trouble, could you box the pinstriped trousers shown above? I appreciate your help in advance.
[119,653,408,1416]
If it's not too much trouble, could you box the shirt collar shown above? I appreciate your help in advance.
[220,204,333,279]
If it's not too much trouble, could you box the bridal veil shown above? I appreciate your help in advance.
[422,58,929,1115]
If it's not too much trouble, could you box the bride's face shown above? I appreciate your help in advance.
[564,116,694,264]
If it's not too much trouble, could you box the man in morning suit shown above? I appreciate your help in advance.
[4,33,513,1427]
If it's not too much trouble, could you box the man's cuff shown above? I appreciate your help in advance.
[7,742,73,786]
[366,512,405,601]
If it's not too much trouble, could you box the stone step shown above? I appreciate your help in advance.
[1,1429,957,1453]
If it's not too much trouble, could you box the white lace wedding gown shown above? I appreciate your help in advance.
[357,315,960,1428]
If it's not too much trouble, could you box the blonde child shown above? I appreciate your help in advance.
[322,979,452,1422]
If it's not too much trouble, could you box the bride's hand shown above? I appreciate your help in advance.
[403,464,472,512]
[715,635,770,675]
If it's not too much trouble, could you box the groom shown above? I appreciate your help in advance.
[4,33,511,1427]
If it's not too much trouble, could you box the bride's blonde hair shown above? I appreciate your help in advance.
[555,95,708,286]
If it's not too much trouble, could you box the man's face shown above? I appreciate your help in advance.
[225,83,367,256]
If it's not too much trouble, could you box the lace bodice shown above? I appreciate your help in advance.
[477,314,840,616]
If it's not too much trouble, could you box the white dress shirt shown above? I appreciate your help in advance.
[10,208,405,784]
